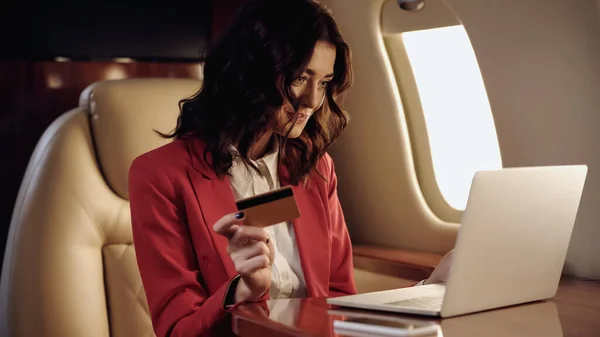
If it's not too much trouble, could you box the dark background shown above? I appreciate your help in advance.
[0,0,252,269]
[0,1,211,61]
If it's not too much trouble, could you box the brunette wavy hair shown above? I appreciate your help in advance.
[161,0,352,185]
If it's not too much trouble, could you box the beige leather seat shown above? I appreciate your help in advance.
[0,78,202,337]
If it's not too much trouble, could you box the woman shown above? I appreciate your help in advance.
[129,0,449,336]
[129,0,355,335]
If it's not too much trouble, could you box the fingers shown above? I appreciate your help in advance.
[230,240,270,265]
[426,250,454,284]
[213,212,245,238]
[213,212,272,277]
[230,238,272,277]
[234,254,270,275]
[265,235,275,263]
[230,225,269,250]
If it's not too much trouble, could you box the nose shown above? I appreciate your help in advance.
[298,83,325,110]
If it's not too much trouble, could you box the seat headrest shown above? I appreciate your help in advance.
[80,78,203,200]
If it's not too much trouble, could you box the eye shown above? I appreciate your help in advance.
[293,75,308,85]
[318,80,331,89]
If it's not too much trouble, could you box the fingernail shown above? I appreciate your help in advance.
[235,212,244,219]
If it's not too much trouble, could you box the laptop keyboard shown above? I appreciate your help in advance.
[385,296,443,310]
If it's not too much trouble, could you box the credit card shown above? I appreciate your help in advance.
[235,185,300,227]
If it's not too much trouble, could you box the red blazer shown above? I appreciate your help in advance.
[129,137,357,337]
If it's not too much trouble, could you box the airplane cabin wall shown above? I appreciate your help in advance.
[447,0,600,280]
[322,0,600,281]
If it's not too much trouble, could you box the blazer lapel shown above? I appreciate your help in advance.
[187,137,330,297]
[187,139,238,281]
[280,166,330,297]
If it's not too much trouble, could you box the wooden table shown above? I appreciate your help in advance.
[232,277,600,336]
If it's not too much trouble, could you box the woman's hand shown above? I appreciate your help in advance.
[424,249,454,285]
[213,212,275,303]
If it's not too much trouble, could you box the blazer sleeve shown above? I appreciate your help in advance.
[129,156,238,337]
[324,154,358,297]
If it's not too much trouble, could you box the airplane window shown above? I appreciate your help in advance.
[401,25,502,211]
[320,0,501,243]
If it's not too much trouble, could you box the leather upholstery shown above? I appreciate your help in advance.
[83,79,201,199]
[0,78,202,337]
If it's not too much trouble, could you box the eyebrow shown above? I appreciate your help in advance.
[305,68,334,78]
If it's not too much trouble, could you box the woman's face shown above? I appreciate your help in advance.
[271,41,337,138]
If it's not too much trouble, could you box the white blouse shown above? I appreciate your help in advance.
[228,146,307,299]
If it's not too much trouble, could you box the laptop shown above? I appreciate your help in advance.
[327,165,588,318]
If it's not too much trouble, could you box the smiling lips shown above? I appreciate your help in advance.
[296,114,310,122]
[287,110,311,123]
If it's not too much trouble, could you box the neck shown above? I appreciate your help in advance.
[247,130,275,160]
